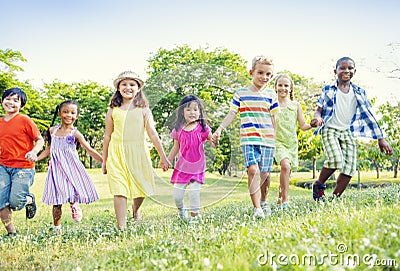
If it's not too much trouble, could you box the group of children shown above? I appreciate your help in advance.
[0,56,393,234]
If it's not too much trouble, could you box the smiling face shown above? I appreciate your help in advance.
[118,79,141,100]
[250,63,274,90]
[183,101,200,124]
[1,94,23,115]
[58,103,79,126]
[335,59,356,83]
[275,75,293,100]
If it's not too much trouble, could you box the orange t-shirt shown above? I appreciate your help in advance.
[0,114,41,168]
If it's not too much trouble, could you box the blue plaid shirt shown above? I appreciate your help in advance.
[313,82,383,139]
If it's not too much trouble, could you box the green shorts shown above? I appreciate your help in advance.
[321,127,357,176]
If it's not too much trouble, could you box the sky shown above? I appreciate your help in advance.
[1,0,400,106]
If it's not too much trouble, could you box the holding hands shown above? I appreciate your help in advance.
[25,150,38,162]
[310,117,324,128]
[158,157,171,171]
[211,126,224,146]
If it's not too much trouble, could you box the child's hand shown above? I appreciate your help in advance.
[102,162,107,174]
[158,161,165,171]
[25,150,38,162]
[310,118,323,127]
[159,158,171,171]
[212,130,221,146]
[378,139,393,156]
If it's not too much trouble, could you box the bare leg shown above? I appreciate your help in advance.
[114,195,127,230]
[333,173,352,196]
[247,164,261,208]
[52,205,62,226]
[0,206,15,234]
[318,167,336,184]
[278,158,291,204]
[260,172,271,202]
[132,197,144,222]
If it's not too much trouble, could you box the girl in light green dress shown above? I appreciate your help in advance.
[274,74,313,208]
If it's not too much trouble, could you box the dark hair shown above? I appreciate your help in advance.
[45,100,80,148]
[1,88,27,108]
[174,95,208,132]
[109,79,149,108]
[336,57,355,69]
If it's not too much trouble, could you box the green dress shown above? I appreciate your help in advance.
[275,101,299,169]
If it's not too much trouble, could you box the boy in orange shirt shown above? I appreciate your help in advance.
[0,88,44,235]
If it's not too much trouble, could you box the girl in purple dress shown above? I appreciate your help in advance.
[37,100,102,233]
[166,95,215,222]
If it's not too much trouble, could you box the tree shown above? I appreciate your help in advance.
[378,101,400,178]
[39,80,113,168]
[0,49,49,131]
[0,48,26,91]
[376,42,400,79]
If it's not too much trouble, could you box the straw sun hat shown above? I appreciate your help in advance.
[113,71,145,89]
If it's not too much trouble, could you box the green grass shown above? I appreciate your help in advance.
[1,169,399,270]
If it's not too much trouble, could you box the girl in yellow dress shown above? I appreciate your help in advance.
[102,71,170,230]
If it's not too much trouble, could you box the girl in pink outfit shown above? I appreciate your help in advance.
[166,95,215,221]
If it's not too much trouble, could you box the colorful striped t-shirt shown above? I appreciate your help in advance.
[230,87,279,147]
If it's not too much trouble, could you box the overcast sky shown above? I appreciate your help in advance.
[1,0,399,105]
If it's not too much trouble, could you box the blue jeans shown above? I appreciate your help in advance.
[0,164,35,211]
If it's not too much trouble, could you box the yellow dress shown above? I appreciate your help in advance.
[106,107,155,198]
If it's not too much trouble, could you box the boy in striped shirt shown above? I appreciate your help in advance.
[212,55,279,219]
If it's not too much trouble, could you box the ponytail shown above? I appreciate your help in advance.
[45,104,61,144]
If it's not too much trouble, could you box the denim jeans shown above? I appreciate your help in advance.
[0,164,35,211]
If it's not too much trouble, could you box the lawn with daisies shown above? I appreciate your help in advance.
[0,169,399,271]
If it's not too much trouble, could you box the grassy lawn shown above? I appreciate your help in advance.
[1,169,399,270]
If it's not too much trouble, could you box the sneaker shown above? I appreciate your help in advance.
[70,203,82,222]
[260,201,272,216]
[178,208,188,220]
[25,193,37,219]
[253,207,265,219]
[53,225,62,235]
[189,215,201,224]
[281,202,290,209]
[312,181,326,201]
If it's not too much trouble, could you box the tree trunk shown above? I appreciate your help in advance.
[373,160,380,178]
[312,158,317,179]
[394,158,399,178]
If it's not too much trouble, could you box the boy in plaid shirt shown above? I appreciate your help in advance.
[310,57,392,200]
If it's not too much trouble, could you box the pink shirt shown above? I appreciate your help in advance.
[170,123,211,184]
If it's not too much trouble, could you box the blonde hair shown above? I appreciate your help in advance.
[274,74,294,101]
[251,55,274,70]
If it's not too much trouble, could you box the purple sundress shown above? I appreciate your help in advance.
[42,125,99,205]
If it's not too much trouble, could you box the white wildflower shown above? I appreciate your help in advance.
[362,238,370,246]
